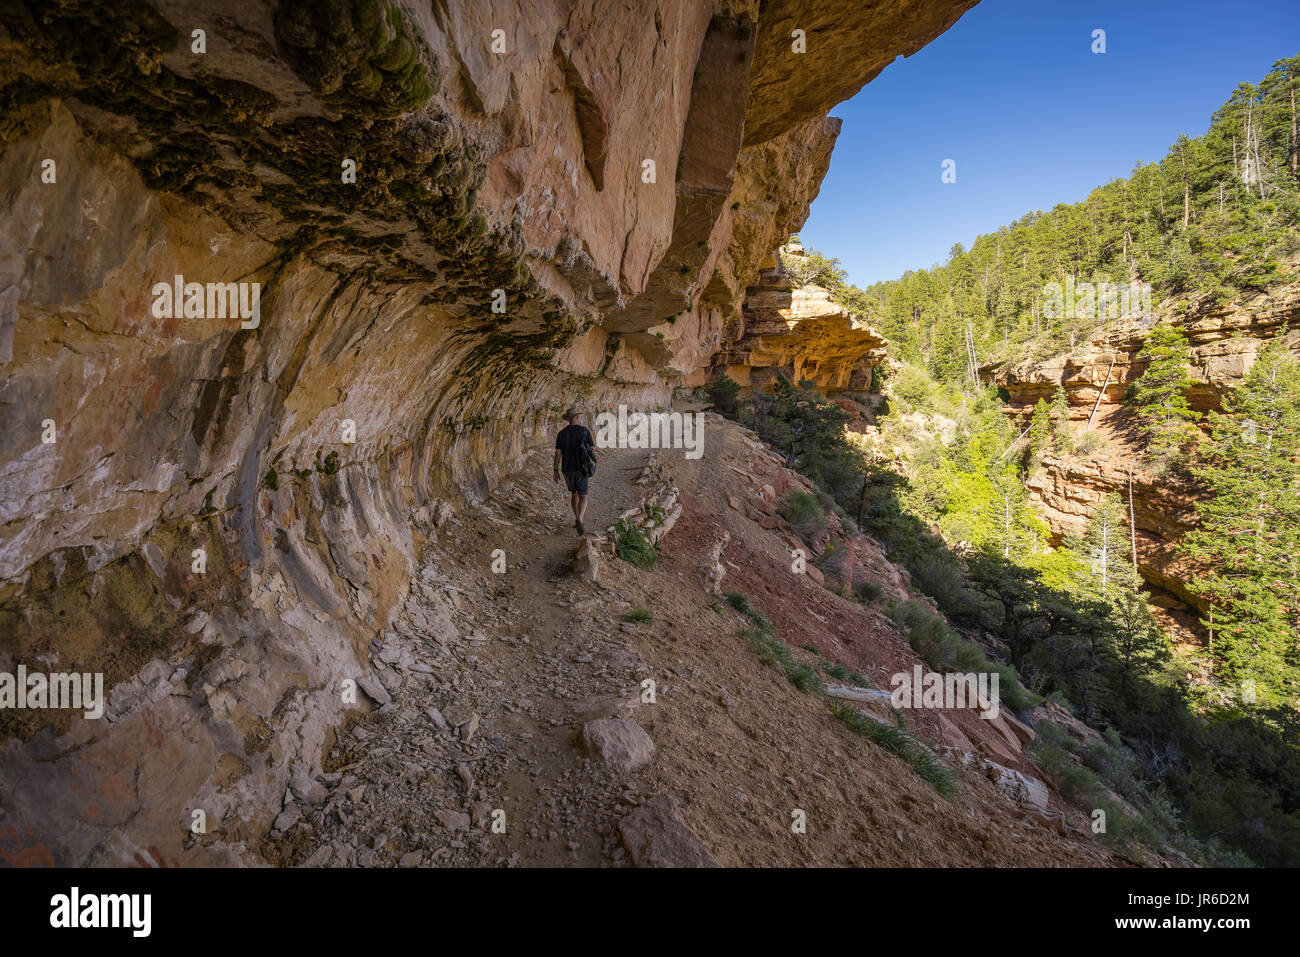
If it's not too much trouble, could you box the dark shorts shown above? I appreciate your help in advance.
[563,471,588,494]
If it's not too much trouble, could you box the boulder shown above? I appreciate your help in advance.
[573,537,600,581]
[619,793,720,868]
[355,674,392,707]
[436,809,471,832]
[581,717,655,772]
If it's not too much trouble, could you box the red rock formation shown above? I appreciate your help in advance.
[716,262,888,391]
[988,280,1300,625]
[0,0,976,865]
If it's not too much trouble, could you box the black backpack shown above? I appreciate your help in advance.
[578,434,597,477]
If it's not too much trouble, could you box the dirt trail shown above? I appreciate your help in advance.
[271,417,1125,868]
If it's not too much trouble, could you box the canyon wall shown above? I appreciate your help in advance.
[718,266,888,392]
[987,282,1300,620]
[0,0,975,864]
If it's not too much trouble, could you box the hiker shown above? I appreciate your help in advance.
[554,408,596,534]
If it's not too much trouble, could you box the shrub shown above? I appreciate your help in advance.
[831,703,959,797]
[1076,429,1104,456]
[820,661,874,686]
[831,502,859,535]
[613,520,659,569]
[724,591,772,632]
[621,608,653,623]
[892,364,938,407]
[724,591,755,615]
[779,489,826,541]
[906,551,983,623]
[884,599,1039,712]
[855,580,884,602]
[746,628,823,694]
[1028,722,1171,856]
[706,374,742,417]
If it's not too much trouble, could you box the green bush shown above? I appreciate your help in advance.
[613,520,659,569]
[706,374,742,417]
[820,661,874,686]
[724,591,754,615]
[854,580,884,602]
[1075,429,1104,456]
[831,703,959,797]
[830,502,859,535]
[745,628,824,694]
[892,364,940,407]
[884,599,1038,713]
[779,490,826,541]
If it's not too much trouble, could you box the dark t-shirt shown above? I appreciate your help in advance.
[555,424,593,473]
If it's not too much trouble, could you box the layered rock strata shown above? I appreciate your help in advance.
[718,267,888,391]
[0,0,975,864]
[987,282,1300,620]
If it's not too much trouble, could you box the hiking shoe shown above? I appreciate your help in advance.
[576,519,584,534]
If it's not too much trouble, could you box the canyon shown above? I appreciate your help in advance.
[4,0,1288,871]
[1,0,1015,866]
[988,279,1300,624]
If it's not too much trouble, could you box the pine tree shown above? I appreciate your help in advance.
[1050,385,1073,452]
[1180,339,1300,705]
[852,56,1300,386]
[1082,493,1130,597]
[1106,585,1169,696]
[1026,398,1053,466]
[1130,323,1201,463]
[989,470,1036,559]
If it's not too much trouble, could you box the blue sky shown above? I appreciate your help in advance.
[798,0,1300,287]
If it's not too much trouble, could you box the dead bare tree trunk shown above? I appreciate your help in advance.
[1100,520,1109,596]
[1128,471,1139,586]
[963,321,980,393]
[1244,102,1253,186]
[1257,124,1266,199]
[996,422,1033,462]
[1291,71,1299,177]
[1250,113,1266,200]
[1087,355,1117,429]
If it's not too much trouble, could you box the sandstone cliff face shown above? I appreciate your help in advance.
[0,0,974,864]
[992,281,1300,417]
[1025,454,1202,619]
[988,282,1300,624]
[719,266,888,391]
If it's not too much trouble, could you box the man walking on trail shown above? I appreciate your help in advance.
[554,408,595,534]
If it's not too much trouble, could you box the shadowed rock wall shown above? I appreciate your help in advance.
[0,0,975,864]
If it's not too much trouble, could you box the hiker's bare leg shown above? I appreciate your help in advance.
[576,494,588,525]
[571,491,580,518]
